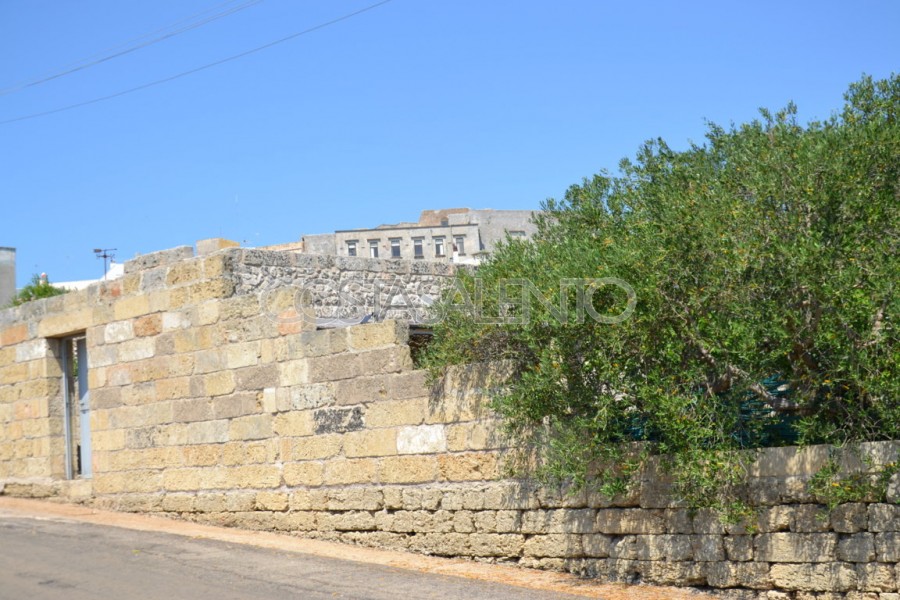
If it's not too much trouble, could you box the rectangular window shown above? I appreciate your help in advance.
[346,241,357,257]
[369,240,379,258]
[454,236,466,255]
[413,237,424,258]
[434,237,445,257]
[60,336,91,479]
[390,238,401,258]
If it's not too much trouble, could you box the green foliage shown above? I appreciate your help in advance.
[808,453,900,510]
[423,74,900,512]
[7,274,68,307]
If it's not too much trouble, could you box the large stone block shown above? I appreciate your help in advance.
[278,361,308,386]
[313,406,364,434]
[347,320,407,350]
[125,245,194,274]
[520,509,595,534]
[724,535,754,561]
[114,295,151,320]
[229,414,273,441]
[282,434,342,461]
[750,446,831,478]
[224,341,260,369]
[133,314,162,337]
[104,320,135,344]
[365,398,428,428]
[635,534,693,561]
[37,309,93,338]
[203,371,235,397]
[281,383,334,411]
[155,377,191,400]
[692,535,726,561]
[523,534,584,558]
[792,504,831,532]
[769,563,858,592]
[332,375,388,406]
[272,412,314,437]
[869,504,900,532]
[220,464,282,489]
[15,339,49,362]
[856,563,897,592]
[221,440,276,465]
[343,428,397,458]
[234,364,278,391]
[875,532,900,562]
[596,508,666,534]
[706,561,773,589]
[755,533,838,563]
[118,338,156,362]
[838,533,877,563]
[397,424,446,454]
[282,462,324,486]
[161,493,195,513]
[326,489,383,511]
[832,503,868,533]
[180,444,221,467]
[378,455,438,484]
[437,452,499,481]
[323,458,377,485]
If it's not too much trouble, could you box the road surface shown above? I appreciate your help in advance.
[0,513,593,599]
[0,498,709,600]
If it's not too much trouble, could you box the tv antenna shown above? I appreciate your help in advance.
[93,248,117,280]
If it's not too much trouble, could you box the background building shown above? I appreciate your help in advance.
[0,247,15,307]
[299,208,538,265]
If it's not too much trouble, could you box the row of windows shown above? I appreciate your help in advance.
[346,236,466,258]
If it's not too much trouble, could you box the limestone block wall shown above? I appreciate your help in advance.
[230,250,460,322]
[1,243,898,599]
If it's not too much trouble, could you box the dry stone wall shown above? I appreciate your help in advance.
[231,250,460,322]
[0,244,898,600]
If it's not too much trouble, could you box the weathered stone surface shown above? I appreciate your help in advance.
[875,532,900,562]
[856,563,897,592]
[769,563,858,592]
[634,534,693,561]
[342,428,397,458]
[313,406,364,434]
[838,533,877,563]
[755,533,838,563]
[692,535,726,561]
[706,562,773,589]
[833,503,869,533]
[596,509,666,534]
[792,504,831,532]
[523,534,583,558]
[724,535,755,561]
[887,473,900,504]
[757,506,793,533]
[869,504,900,532]
[396,424,446,454]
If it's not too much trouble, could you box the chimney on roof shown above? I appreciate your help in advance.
[0,247,15,307]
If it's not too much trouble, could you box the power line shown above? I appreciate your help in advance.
[0,0,265,97]
[0,0,393,126]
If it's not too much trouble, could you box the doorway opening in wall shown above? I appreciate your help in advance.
[60,335,92,479]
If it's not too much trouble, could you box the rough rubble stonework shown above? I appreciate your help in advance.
[0,244,898,600]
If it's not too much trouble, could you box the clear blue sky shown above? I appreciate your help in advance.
[1,0,898,286]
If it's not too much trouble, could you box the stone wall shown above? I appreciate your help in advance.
[230,249,459,322]
[0,243,898,600]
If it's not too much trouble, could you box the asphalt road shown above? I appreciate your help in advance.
[0,515,590,600]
